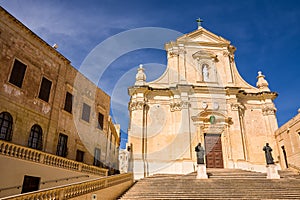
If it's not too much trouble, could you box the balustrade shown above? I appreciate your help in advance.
[0,140,108,176]
[1,173,133,200]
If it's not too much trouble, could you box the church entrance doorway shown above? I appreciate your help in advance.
[204,134,224,168]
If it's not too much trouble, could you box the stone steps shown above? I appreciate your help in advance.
[119,168,300,199]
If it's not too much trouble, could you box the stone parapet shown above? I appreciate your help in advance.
[0,140,108,176]
[1,173,133,200]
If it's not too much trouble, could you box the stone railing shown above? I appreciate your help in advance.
[288,163,300,174]
[0,140,108,176]
[1,173,133,200]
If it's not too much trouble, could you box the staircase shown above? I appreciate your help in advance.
[119,168,300,199]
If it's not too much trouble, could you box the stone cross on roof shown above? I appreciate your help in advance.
[196,18,203,29]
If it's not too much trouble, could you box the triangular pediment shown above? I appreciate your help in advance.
[177,27,230,45]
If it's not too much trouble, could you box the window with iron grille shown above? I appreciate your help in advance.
[56,133,68,157]
[0,112,13,141]
[28,124,43,150]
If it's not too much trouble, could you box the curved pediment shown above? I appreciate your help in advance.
[192,110,232,125]
[192,50,218,61]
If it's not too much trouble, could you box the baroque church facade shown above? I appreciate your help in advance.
[128,25,279,179]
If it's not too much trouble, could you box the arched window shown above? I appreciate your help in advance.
[0,112,13,141]
[28,125,43,150]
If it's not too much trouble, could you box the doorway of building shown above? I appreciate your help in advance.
[56,133,68,157]
[204,134,224,168]
[21,175,40,193]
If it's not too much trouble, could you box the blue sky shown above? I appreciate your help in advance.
[1,0,300,148]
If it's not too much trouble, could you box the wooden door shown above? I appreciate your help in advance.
[204,134,224,168]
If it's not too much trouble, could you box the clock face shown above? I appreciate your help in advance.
[213,102,219,110]
[202,102,208,109]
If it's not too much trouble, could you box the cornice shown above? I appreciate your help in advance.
[0,6,70,64]
[237,90,278,100]
[180,27,230,44]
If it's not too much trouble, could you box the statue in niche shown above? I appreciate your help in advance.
[202,64,209,81]
[263,143,275,165]
[195,143,205,164]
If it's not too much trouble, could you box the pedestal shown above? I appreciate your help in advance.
[266,164,280,179]
[196,164,208,179]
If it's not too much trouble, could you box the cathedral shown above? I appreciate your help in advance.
[128,24,279,179]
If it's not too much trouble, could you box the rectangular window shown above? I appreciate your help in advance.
[9,59,27,88]
[38,77,52,102]
[56,133,68,157]
[82,103,91,122]
[21,175,40,194]
[98,112,104,130]
[76,150,84,162]
[93,148,101,167]
[64,92,73,113]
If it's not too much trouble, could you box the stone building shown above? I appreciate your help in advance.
[0,6,119,196]
[119,149,130,173]
[128,24,279,179]
[119,144,133,174]
[275,110,300,170]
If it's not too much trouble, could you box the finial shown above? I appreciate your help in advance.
[135,64,146,86]
[256,71,270,92]
[258,71,262,76]
[196,18,203,29]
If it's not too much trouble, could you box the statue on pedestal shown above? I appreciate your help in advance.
[263,143,274,165]
[195,143,205,164]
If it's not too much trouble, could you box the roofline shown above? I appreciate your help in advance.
[0,6,71,64]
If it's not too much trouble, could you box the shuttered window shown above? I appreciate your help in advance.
[9,59,27,88]
[38,77,52,102]
[64,92,73,113]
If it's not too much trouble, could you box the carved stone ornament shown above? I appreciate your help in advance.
[181,101,190,109]
[256,71,270,92]
[168,48,179,57]
[192,50,218,62]
[223,49,235,63]
[223,50,230,57]
[129,101,148,111]
[170,101,182,112]
[135,64,146,86]
[231,103,240,111]
[231,103,244,111]
[262,106,277,115]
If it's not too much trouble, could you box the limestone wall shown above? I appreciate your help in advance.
[0,7,119,170]
[275,111,300,169]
